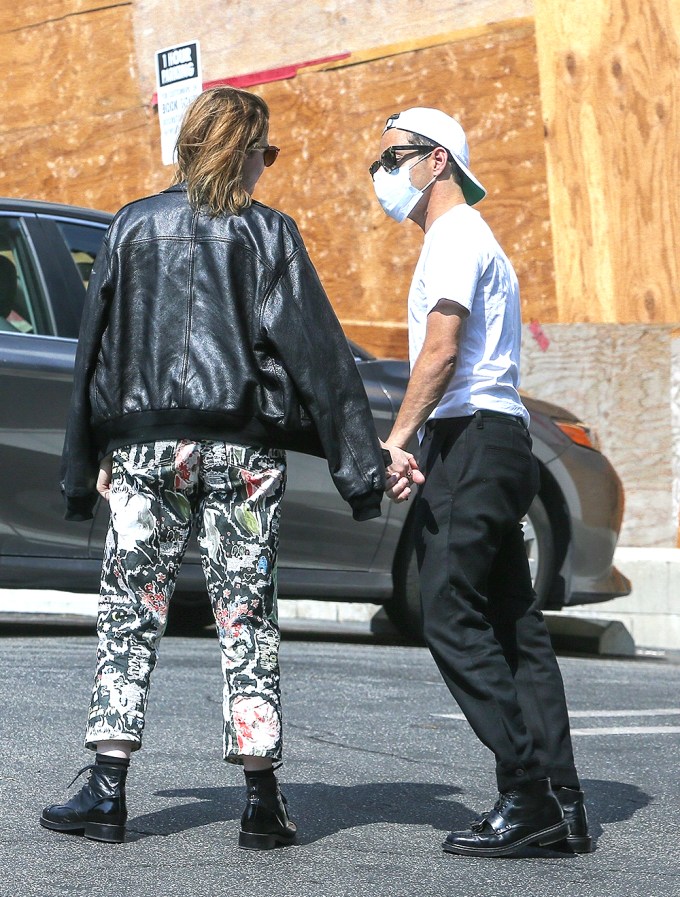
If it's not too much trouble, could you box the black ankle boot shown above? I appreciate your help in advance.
[443,778,569,857]
[40,755,129,843]
[552,786,593,853]
[239,767,297,850]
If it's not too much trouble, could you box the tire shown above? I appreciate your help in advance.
[520,495,555,609]
[386,496,556,640]
[385,512,424,641]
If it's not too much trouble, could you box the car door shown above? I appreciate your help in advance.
[277,362,393,578]
[0,209,99,580]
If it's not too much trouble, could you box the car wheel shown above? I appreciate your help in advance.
[520,495,555,609]
[386,512,423,641]
[386,496,556,639]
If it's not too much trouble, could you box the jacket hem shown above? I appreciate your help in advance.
[94,409,325,458]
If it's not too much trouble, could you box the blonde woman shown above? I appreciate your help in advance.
[40,87,389,849]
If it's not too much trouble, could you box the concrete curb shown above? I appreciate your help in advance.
[543,613,635,657]
[1,544,678,653]
[560,547,680,651]
[0,589,98,617]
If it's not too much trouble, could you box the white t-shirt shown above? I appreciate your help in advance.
[408,204,529,433]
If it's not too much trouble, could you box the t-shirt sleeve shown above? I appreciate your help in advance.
[421,224,482,314]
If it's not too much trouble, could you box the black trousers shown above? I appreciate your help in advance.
[415,412,579,793]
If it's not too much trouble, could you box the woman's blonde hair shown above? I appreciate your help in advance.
[174,86,270,216]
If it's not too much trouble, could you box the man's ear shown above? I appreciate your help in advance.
[432,146,450,177]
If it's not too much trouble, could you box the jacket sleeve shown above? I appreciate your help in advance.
[262,232,385,521]
[60,237,114,520]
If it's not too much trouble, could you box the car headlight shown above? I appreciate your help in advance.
[553,420,600,451]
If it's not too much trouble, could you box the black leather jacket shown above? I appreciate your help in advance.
[62,184,385,521]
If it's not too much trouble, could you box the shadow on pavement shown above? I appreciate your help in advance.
[128,780,467,843]
[125,776,650,848]
[0,612,421,647]
[0,613,96,636]
[580,776,652,834]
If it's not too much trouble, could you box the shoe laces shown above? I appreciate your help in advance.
[67,764,95,789]
[494,792,512,813]
[470,793,509,832]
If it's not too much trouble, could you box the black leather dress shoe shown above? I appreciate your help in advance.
[552,787,593,853]
[443,778,569,857]
[40,760,128,843]
[239,769,297,850]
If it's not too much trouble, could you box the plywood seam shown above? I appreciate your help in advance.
[2,3,132,34]
[305,17,536,72]
[340,319,408,329]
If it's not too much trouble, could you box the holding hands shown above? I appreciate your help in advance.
[380,441,425,503]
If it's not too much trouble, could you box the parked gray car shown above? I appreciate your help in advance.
[0,198,631,636]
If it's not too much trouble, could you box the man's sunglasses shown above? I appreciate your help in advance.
[369,145,433,177]
[251,145,280,167]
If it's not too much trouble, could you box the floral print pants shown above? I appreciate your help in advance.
[85,439,286,764]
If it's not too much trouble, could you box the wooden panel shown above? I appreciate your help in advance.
[1,109,158,211]
[522,323,677,547]
[0,1,116,33]
[0,5,140,131]
[0,7,552,359]
[535,0,680,324]
[131,0,533,97]
[0,2,163,211]
[254,18,553,358]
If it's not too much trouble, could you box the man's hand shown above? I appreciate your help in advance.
[96,455,113,502]
[381,441,425,503]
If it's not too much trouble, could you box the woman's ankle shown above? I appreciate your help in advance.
[95,740,132,760]
[242,756,274,773]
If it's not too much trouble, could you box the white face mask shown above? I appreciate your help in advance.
[372,152,435,222]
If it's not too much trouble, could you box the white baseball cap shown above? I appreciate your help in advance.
[383,107,486,205]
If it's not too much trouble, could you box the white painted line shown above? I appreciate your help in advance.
[567,708,680,717]
[570,726,680,736]
[432,709,680,721]
[431,711,680,736]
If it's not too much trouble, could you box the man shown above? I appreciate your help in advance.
[374,108,592,857]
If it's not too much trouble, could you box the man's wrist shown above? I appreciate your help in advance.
[385,433,412,451]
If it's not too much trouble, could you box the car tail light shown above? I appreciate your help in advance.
[554,420,600,451]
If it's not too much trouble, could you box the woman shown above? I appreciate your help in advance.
[40,87,389,848]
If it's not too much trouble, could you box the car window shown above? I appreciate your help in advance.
[54,220,108,290]
[0,216,52,335]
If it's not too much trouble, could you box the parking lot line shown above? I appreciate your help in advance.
[569,726,680,736]
[432,708,680,720]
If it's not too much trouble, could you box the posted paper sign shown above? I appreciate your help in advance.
[155,41,202,166]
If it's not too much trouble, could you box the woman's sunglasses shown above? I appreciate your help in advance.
[369,145,433,177]
[251,145,280,167]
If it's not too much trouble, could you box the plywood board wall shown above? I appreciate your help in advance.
[535,0,680,324]
[254,19,553,357]
[131,0,534,97]
[3,0,679,341]
[522,323,677,546]
[0,3,158,210]
[0,7,552,359]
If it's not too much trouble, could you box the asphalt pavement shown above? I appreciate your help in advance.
[1,622,679,897]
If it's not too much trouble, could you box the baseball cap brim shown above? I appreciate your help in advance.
[446,156,486,206]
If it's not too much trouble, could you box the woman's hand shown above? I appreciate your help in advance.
[380,441,425,503]
[96,455,113,502]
